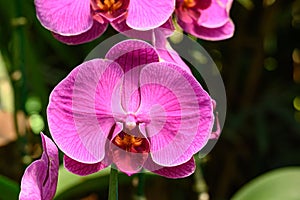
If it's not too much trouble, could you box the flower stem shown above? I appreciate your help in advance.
[194,157,209,200]
[137,172,145,198]
[108,166,118,200]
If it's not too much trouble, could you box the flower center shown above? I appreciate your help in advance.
[112,132,149,153]
[178,0,212,10]
[125,114,136,130]
[93,0,123,13]
[183,0,196,8]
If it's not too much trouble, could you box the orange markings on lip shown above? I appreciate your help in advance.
[183,0,196,8]
[113,132,146,152]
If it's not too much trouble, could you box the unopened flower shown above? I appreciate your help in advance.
[47,39,214,178]
[175,0,235,40]
[19,133,59,200]
[34,0,175,44]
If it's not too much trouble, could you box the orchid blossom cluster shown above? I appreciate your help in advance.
[19,0,234,199]
[35,0,234,44]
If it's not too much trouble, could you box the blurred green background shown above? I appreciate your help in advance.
[1,0,300,199]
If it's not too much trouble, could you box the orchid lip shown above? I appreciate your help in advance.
[91,0,128,22]
[183,0,196,8]
[112,131,149,153]
[110,129,150,174]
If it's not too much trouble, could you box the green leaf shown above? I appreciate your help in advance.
[55,166,133,200]
[0,175,20,200]
[55,166,156,200]
[231,167,300,200]
[55,165,111,198]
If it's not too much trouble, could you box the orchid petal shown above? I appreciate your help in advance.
[198,0,232,28]
[176,6,200,24]
[105,40,159,72]
[179,19,235,41]
[126,0,175,30]
[106,40,159,112]
[47,59,124,164]
[19,133,59,200]
[137,62,213,166]
[144,157,195,178]
[53,21,108,45]
[111,18,175,41]
[111,18,154,41]
[64,155,108,176]
[35,0,92,35]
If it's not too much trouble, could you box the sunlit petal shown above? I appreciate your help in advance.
[53,21,108,45]
[64,155,108,176]
[137,62,213,166]
[35,0,92,35]
[144,156,195,178]
[47,59,124,163]
[106,40,159,112]
[127,0,175,30]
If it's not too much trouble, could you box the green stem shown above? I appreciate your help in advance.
[108,167,118,200]
[194,157,209,199]
[137,172,145,197]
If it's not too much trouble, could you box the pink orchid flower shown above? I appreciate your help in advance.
[34,0,175,44]
[175,0,235,40]
[47,39,214,178]
[19,133,59,200]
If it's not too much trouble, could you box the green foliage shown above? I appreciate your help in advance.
[0,175,20,200]
[231,167,300,200]
[54,166,110,199]
[55,166,155,200]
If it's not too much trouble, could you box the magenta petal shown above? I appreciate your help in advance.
[19,133,59,200]
[176,8,193,24]
[111,17,175,41]
[47,59,124,164]
[53,21,108,45]
[64,155,107,176]
[158,18,176,37]
[198,0,232,28]
[176,6,200,24]
[126,0,175,30]
[111,19,153,41]
[35,0,92,35]
[106,40,159,112]
[144,157,195,178]
[180,19,235,41]
[137,62,213,166]
[105,40,159,71]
